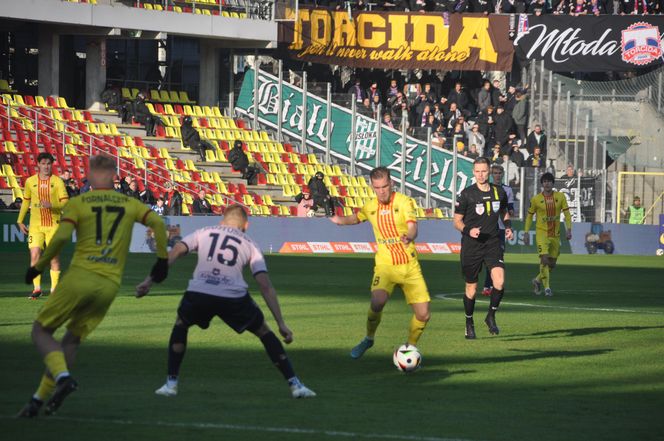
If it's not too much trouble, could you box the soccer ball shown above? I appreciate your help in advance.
[306,209,315,218]
[393,344,422,373]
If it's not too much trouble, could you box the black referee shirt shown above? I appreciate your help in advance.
[455,183,508,244]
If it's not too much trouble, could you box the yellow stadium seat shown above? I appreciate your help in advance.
[163,104,176,115]
[308,154,319,164]
[150,90,161,102]
[182,203,190,215]
[4,141,18,153]
[179,91,195,104]
[144,3,153,10]
[243,194,255,206]
[35,96,48,107]
[174,6,183,12]
[154,4,163,11]
[58,97,71,108]
[205,150,216,162]
[263,195,275,206]
[185,159,198,171]
[160,90,171,102]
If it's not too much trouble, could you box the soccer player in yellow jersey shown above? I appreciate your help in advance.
[17,153,69,299]
[330,166,431,359]
[17,155,169,418]
[523,172,572,297]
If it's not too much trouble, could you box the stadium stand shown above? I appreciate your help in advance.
[0,93,442,219]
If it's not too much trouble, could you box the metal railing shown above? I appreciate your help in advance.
[0,99,243,209]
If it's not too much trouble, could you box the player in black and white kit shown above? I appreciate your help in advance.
[136,205,316,398]
[453,157,513,339]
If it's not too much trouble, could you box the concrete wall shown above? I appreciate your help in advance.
[1,0,276,45]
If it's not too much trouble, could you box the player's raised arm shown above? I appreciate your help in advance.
[143,210,169,283]
[16,179,31,234]
[330,212,360,225]
[135,241,188,297]
[26,221,75,284]
[254,272,293,344]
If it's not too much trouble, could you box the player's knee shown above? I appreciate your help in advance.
[549,262,557,270]
[250,321,270,338]
[415,311,431,322]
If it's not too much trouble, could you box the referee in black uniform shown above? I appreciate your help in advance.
[453,157,514,339]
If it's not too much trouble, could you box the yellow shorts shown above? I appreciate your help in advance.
[371,260,430,304]
[36,268,119,339]
[28,225,58,250]
[536,235,561,259]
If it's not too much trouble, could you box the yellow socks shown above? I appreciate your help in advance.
[366,309,382,339]
[407,316,428,346]
[44,351,69,381]
[33,274,42,292]
[35,373,56,401]
[541,265,550,289]
[50,270,61,293]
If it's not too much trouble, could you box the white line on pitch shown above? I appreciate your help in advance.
[3,415,477,441]
[435,294,664,314]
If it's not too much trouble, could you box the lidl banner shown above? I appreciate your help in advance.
[514,15,664,71]
[236,68,474,203]
[279,9,514,71]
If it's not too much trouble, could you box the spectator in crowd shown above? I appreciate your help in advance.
[526,124,548,157]
[493,106,515,147]
[467,123,486,156]
[125,180,141,200]
[445,101,462,126]
[360,97,373,117]
[151,197,166,216]
[163,181,183,216]
[294,188,315,217]
[489,144,502,163]
[133,93,162,137]
[349,77,366,104]
[180,116,215,162]
[528,0,548,13]
[476,105,495,145]
[61,170,79,198]
[501,154,519,184]
[121,175,134,193]
[509,142,526,167]
[527,146,546,168]
[371,94,382,119]
[570,0,588,15]
[192,189,213,215]
[477,80,493,113]
[308,171,335,217]
[139,180,156,205]
[382,113,395,129]
[8,197,22,210]
[113,175,123,193]
[228,140,259,185]
[466,144,480,160]
[491,79,504,108]
[512,92,529,141]
[587,0,608,14]
[561,163,577,179]
[80,177,91,193]
[367,82,381,102]
[447,82,471,115]
[386,79,399,100]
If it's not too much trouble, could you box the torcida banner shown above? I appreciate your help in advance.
[514,15,664,71]
[279,9,514,71]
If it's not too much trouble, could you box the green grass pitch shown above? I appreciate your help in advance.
[1,251,663,441]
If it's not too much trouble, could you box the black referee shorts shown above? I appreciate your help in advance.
[177,291,265,334]
[460,237,505,283]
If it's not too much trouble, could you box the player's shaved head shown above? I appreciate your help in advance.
[89,154,117,189]
[222,205,249,230]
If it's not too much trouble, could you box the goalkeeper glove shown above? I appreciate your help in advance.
[25,266,42,284]
[150,258,169,283]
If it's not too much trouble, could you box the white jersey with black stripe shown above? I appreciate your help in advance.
[180,225,267,298]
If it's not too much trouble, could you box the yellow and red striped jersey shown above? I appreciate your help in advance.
[358,191,418,265]
[525,191,572,238]
[17,174,69,228]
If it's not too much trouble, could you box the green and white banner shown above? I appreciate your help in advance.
[236,68,474,203]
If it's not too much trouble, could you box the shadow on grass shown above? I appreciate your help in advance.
[502,325,664,341]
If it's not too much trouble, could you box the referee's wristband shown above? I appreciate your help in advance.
[462,225,471,236]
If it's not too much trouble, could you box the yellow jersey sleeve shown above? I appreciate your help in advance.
[403,196,418,224]
[357,201,369,222]
[17,175,34,224]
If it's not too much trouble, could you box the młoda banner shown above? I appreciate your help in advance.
[514,15,664,71]
[236,69,474,203]
[279,9,514,71]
